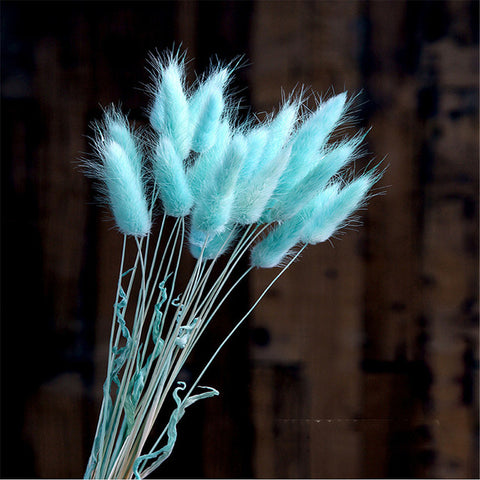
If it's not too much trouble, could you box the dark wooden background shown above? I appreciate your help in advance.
[1,1,478,478]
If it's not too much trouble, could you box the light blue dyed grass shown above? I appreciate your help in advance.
[274,93,348,197]
[189,224,239,260]
[187,120,231,200]
[152,135,193,217]
[251,171,379,267]
[105,109,144,177]
[102,140,151,237]
[191,133,247,233]
[300,173,378,244]
[84,49,385,480]
[250,211,306,268]
[231,101,299,225]
[149,54,191,159]
[264,133,365,223]
[88,109,151,237]
[232,146,291,225]
[236,126,269,181]
[189,67,230,153]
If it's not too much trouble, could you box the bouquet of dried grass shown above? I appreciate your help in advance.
[83,50,382,479]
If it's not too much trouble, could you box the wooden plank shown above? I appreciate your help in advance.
[249,1,365,477]
[422,199,477,478]
[416,2,478,477]
[24,374,87,478]
[362,0,422,363]
[34,36,90,333]
[362,1,478,478]
[305,235,364,478]
[251,366,276,477]
[360,1,426,476]
[27,17,95,477]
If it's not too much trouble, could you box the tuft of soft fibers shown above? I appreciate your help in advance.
[236,126,269,181]
[234,101,298,189]
[191,133,247,233]
[149,54,191,159]
[103,108,143,177]
[250,213,306,268]
[263,134,364,223]
[189,67,230,154]
[273,93,348,198]
[252,168,381,267]
[232,146,291,225]
[187,121,231,200]
[300,173,377,244]
[231,102,298,225]
[98,138,151,236]
[152,135,194,217]
[189,224,239,260]
[260,101,299,166]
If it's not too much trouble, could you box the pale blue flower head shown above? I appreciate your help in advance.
[189,224,239,260]
[152,135,194,217]
[300,172,379,244]
[189,67,231,154]
[251,169,381,268]
[272,93,349,198]
[87,52,383,254]
[250,212,306,268]
[148,51,191,159]
[263,132,366,223]
[89,107,151,237]
[191,133,247,234]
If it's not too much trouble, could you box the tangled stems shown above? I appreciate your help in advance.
[86,217,291,479]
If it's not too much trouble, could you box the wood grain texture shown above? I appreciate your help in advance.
[250,1,365,478]
[1,1,477,478]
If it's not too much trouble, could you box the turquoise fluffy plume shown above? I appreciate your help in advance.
[88,51,381,258]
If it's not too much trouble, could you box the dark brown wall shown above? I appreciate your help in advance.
[1,1,478,478]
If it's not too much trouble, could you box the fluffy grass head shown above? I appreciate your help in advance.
[191,133,247,234]
[88,107,151,236]
[189,224,239,260]
[87,52,383,257]
[189,66,233,154]
[300,169,382,244]
[152,135,194,217]
[147,50,191,159]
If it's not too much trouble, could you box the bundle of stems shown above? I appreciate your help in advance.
[83,50,383,479]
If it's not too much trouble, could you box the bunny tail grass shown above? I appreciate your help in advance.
[103,108,143,177]
[149,53,191,159]
[300,172,378,244]
[233,146,291,225]
[83,48,386,480]
[231,101,299,225]
[250,214,306,268]
[262,100,299,164]
[89,110,151,237]
[102,141,151,236]
[275,92,349,196]
[152,135,194,217]
[264,133,365,223]
[187,120,231,200]
[191,133,247,233]
[189,224,239,260]
[189,67,231,153]
[237,126,269,181]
